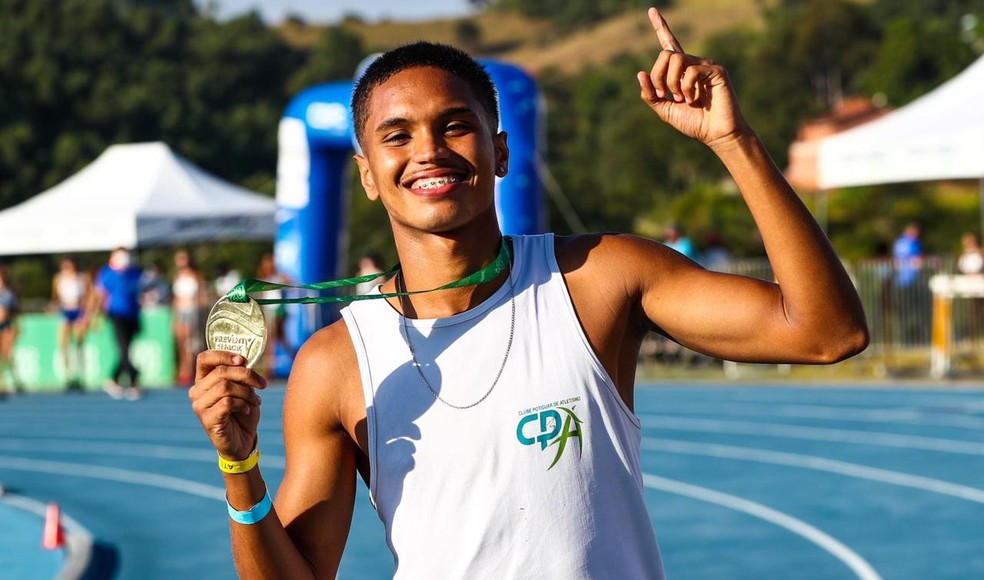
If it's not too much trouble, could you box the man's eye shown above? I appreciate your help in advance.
[446,123,471,134]
[384,132,410,144]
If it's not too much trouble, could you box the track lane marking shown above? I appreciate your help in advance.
[642,474,882,580]
[643,439,984,504]
[0,455,227,500]
[0,439,286,469]
[639,415,984,455]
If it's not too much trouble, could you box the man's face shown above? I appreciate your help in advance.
[354,66,508,236]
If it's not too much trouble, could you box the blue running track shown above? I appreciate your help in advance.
[1,383,982,579]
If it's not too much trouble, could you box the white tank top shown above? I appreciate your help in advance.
[57,272,86,309]
[173,272,200,301]
[341,234,665,579]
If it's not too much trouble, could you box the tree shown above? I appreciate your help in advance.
[286,25,366,96]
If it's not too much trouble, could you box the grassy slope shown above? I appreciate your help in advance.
[276,0,767,76]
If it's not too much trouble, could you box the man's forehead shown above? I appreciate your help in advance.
[366,67,480,119]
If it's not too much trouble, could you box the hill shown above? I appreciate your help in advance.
[276,0,767,76]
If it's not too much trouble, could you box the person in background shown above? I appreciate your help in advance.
[0,267,20,396]
[893,221,923,287]
[140,260,172,307]
[663,223,700,262]
[892,222,926,344]
[354,252,387,295]
[52,257,92,391]
[172,250,208,386]
[701,231,732,272]
[958,232,984,276]
[93,247,143,401]
[958,232,984,348]
[213,261,242,301]
[255,252,292,377]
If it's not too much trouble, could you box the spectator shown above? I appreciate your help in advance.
[93,247,143,400]
[213,261,242,301]
[893,221,923,288]
[52,257,92,391]
[255,252,292,376]
[892,222,927,344]
[172,250,207,386]
[958,232,984,276]
[663,223,700,262]
[702,232,732,272]
[355,252,387,295]
[140,261,172,306]
[958,232,984,347]
[0,267,20,396]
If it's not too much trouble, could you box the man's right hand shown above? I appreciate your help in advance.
[190,351,266,461]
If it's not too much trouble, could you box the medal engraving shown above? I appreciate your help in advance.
[205,296,267,369]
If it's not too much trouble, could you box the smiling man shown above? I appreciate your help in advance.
[190,7,868,579]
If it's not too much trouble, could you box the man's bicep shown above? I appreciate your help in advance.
[639,259,795,362]
[276,334,361,576]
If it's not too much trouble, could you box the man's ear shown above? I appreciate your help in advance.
[494,131,510,177]
[354,154,379,201]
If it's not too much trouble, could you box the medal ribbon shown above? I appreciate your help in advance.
[226,238,511,305]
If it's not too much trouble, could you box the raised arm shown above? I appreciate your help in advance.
[564,8,866,368]
[189,320,361,578]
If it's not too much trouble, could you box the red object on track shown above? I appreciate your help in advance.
[42,502,64,550]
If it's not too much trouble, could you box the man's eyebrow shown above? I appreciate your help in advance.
[374,117,409,133]
[372,107,481,133]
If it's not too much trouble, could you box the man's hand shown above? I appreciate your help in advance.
[636,7,749,149]
[189,351,266,461]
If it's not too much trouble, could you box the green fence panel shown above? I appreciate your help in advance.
[11,307,176,391]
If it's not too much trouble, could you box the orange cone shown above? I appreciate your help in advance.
[42,502,65,550]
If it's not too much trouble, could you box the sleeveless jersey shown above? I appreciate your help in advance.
[341,234,665,579]
[56,272,86,310]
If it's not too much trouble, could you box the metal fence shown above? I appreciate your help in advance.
[716,256,984,354]
[642,257,984,378]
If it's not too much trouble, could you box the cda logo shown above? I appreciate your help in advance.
[516,404,584,470]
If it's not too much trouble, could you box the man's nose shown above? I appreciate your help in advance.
[412,130,451,164]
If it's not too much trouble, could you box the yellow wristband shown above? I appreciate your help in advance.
[218,445,260,474]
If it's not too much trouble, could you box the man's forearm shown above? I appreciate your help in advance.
[226,469,316,579]
[711,131,868,358]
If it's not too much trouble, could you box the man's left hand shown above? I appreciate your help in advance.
[636,7,749,149]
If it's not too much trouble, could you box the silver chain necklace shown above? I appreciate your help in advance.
[397,266,515,410]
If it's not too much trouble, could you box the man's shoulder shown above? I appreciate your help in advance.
[292,318,358,381]
[553,232,672,271]
[286,318,362,427]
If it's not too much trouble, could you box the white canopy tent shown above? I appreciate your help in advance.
[817,54,984,233]
[0,142,277,256]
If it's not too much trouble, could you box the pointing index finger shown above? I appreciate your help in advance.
[648,7,684,53]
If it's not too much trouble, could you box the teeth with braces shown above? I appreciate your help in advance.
[413,176,461,190]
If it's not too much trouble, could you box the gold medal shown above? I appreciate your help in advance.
[205,296,267,368]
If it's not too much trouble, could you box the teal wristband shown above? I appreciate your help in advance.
[227,490,273,525]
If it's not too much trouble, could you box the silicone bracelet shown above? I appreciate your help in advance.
[227,490,273,525]
[218,445,260,474]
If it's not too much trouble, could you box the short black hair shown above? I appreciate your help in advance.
[351,42,499,147]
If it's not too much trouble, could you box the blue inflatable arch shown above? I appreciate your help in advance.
[273,60,544,364]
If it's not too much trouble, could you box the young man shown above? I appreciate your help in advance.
[190,8,868,578]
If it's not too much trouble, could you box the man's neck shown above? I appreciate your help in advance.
[387,223,508,319]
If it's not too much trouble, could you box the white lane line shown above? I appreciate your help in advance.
[0,426,285,444]
[0,455,226,500]
[0,438,287,469]
[643,439,984,504]
[1,492,94,580]
[641,388,984,408]
[639,415,984,456]
[642,474,882,580]
[644,402,984,431]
